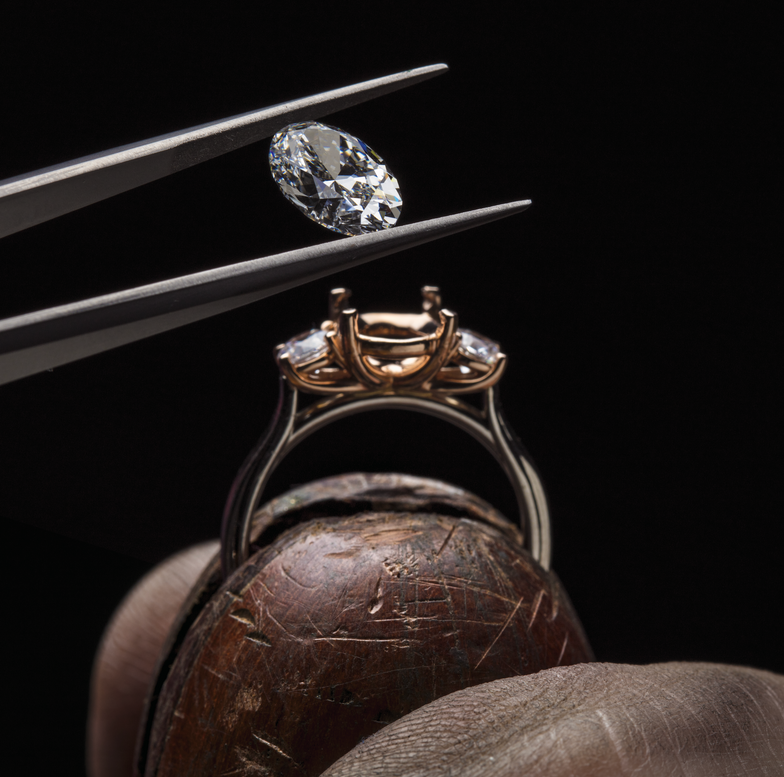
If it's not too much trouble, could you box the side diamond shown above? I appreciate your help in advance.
[282,329,329,365]
[458,329,500,364]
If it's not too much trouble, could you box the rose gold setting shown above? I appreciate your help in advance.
[275,286,506,395]
[222,286,553,578]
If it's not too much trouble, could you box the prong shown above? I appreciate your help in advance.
[0,64,449,239]
[338,308,387,386]
[277,351,321,392]
[324,329,347,369]
[329,288,352,321]
[421,286,442,318]
[277,341,363,393]
[399,309,459,388]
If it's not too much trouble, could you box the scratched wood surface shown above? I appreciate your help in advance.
[141,474,592,776]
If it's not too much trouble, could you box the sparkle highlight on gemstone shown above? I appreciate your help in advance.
[458,329,500,364]
[269,121,402,236]
[282,329,329,365]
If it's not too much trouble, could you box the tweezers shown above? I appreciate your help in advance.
[0,64,530,387]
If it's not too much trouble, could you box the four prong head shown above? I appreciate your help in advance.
[275,287,506,395]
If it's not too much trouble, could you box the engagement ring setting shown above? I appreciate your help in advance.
[221,287,552,578]
[277,287,504,394]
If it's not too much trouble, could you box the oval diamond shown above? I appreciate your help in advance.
[458,329,500,364]
[269,121,402,236]
[282,329,329,365]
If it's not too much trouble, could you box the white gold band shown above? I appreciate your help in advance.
[220,377,551,578]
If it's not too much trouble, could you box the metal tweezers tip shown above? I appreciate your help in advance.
[0,199,530,386]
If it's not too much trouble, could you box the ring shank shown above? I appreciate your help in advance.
[221,379,551,577]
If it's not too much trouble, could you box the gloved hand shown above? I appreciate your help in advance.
[87,543,784,777]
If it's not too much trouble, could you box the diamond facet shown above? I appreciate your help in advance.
[282,329,329,365]
[458,329,500,364]
[269,122,402,236]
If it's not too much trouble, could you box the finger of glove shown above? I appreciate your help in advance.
[322,661,784,777]
[87,540,219,777]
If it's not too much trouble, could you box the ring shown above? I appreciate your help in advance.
[220,286,551,577]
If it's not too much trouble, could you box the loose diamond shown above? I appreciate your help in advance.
[458,329,500,364]
[282,329,329,365]
[269,121,402,236]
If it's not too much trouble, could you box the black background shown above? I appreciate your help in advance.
[1,5,779,775]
